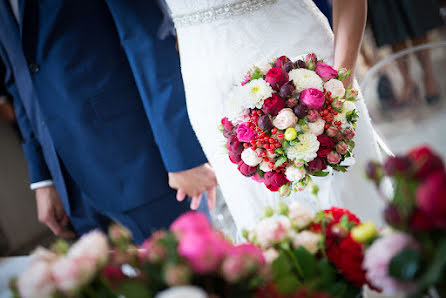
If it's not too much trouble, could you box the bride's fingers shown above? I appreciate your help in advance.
[207,187,216,210]
[190,193,202,210]
[176,189,186,202]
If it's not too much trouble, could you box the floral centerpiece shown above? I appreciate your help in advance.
[363,145,446,297]
[245,202,377,298]
[221,54,359,195]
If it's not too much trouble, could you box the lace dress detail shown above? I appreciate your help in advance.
[165,0,385,233]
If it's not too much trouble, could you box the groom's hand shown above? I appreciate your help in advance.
[168,163,218,210]
[35,186,75,238]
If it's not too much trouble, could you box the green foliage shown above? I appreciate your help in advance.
[346,110,359,125]
[339,215,355,231]
[257,166,265,178]
[116,281,153,298]
[331,165,348,172]
[275,156,288,167]
[311,170,330,177]
[389,249,421,281]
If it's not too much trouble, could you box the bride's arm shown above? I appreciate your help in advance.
[332,0,367,87]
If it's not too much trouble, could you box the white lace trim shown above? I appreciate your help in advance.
[172,0,277,27]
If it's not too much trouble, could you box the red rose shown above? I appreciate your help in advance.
[409,209,437,231]
[264,172,289,192]
[274,56,291,69]
[408,146,444,179]
[307,157,327,172]
[265,67,289,91]
[237,161,257,177]
[416,170,446,217]
[262,94,286,116]
[316,134,335,157]
[226,135,243,154]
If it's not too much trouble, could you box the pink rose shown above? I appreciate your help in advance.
[221,117,235,136]
[336,142,348,155]
[285,97,299,108]
[67,231,109,267]
[265,67,289,91]
[305,53,317,69]
[272,108,297,130]
[327,151,341,164]
[139,231,168,263]
[254,216,291,248]
[52,256,97,293]
[344,128,355,139]
[300,88,325,110]
[237,161,257,177]
[170,212,212,236]
[307,110,319,122]
[241,71,251,86]
[18,261,56,298]
[315,62,338,81]
[262,94,286,116]
[178,231,230,274]
[236,123,256,143]
[222,244,265,282]
[264,172,289,192]
[326,126,338,137]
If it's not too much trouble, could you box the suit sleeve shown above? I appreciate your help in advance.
[0,59,52,184]
[104,1,208,173]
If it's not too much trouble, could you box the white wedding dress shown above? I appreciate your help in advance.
[165,0,385,233]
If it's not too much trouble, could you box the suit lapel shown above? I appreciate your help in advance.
[0,0,22,48]
[18,0,26,33]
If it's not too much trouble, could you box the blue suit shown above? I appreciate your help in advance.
[0,0,208,243]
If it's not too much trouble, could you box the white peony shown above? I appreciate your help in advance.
[289,201,313,229]
[241,148,263,167]
[285,132,320,162]
[224,87,250,124]
[243,79,273,109]
[288,69,323,92]
[255,216,291,249]
[18,261,56,298]
[285,166,306,182]
[308,117,325,136]
[30,247,58,264]
[263,248,279,263]
[52,256,97,293]
[272,108,298,130]
[155,286,208,298]
[292,231,322,254]
[68,230,109,267]
[324,79,345,99]
[334,100,357,126]
[256,61,273,75]
[259,160,272,172]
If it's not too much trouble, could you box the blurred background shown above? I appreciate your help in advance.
[1,0,446,257]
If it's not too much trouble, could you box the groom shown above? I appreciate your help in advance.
[0,1,217,243]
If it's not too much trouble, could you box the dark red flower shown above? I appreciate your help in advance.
[408,146,444,180]
[262,94,286,116]
[316,134,335,157]
[238,161,257,177]
[274,56,291,69]
[409,208,438,231]
[229,151,242,164]
[102,265,126,284]
[416,170,446,218]
[265,67,289,91]
[307,157,327,173]
[226,135,243,154]
[279,81,296,98]
[264,172,289,192]
[221,117,234,136]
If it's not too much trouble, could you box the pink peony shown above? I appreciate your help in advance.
[315,62,338,81]
[236,123,256,143]
[178,231,230,274]
[363,232,419,295]
[272,108,297,130]
[265,67,289,91]
[300,88,325,110]
[327,151,341,164]
[170,212,212,236]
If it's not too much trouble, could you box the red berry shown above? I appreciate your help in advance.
[251,145,257,150]
[334,111,338,115]
[257,110,262,115]
[261,151,267,157]
[243,143,249,148]
[324,124,330,129]
[269,138,275,143]
[278,133,284,139]
[268,162,275,169]
[264,144,270,149]
[264,137,269,142]
[323,110,329,115]
[319,111,324,116]
[327,91,331,96]
[271,128,277,134]
[269,149,275,154]
[263,157,269,162]
[256,141,262,147]
[276,143,281,148]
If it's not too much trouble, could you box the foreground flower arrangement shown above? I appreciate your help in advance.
[221,54,359,195]
[245,202,377,298]
[363,145,446,297]
[11,212,332,298]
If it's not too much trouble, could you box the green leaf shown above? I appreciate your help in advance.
[331,165,348,172]
[117,281,153,298]
[311,170,330,177]
[275,148,285,155]
[293,247,317,279]
[272,254,293,280]
[256,166,264,178]
[275,275,301,295]
[317,259,336,286]
[275,156,288,167]
[282,140,290,150]
[389,249,421,281]
[340,214,355,230]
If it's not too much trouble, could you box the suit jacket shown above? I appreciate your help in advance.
[0,0,207,213]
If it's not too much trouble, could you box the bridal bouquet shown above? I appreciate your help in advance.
[363,145,446,297]
[245,202,378,298]
[221,54,359,195]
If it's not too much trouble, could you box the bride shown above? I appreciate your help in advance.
[164,0,385,233]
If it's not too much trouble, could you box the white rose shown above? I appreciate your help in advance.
[256,61,273,75]
[273,108,298,130]
[18,261,56,298]
[263,248,279,263]
[292,231,321,254]
[68,230,109,266]
[52,256,97,293]
[334,100,356,126]
[259,160,272,172]
[155,286,208,298]
[225,87,250,124]
[241,148,262,167]
[308,117,325,136]
[324,79,345,99]
[289,69,324,92]
[255,216,291,249]
[289,201,313,229]
[285,166,306,182]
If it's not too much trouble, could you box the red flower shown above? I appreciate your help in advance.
[274,56,291,69]
[264,172,289,192]
[416,170,446,219]
[265,67,289,91]
[221,117,234,136]
[262,94,286,116]
[307,157,327,173]
[316,134,335,157]
[238,161,257,177]
[383,156,413,176]
[226,135,243,154]
[408,146,444,180]
[229,151,242,164]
